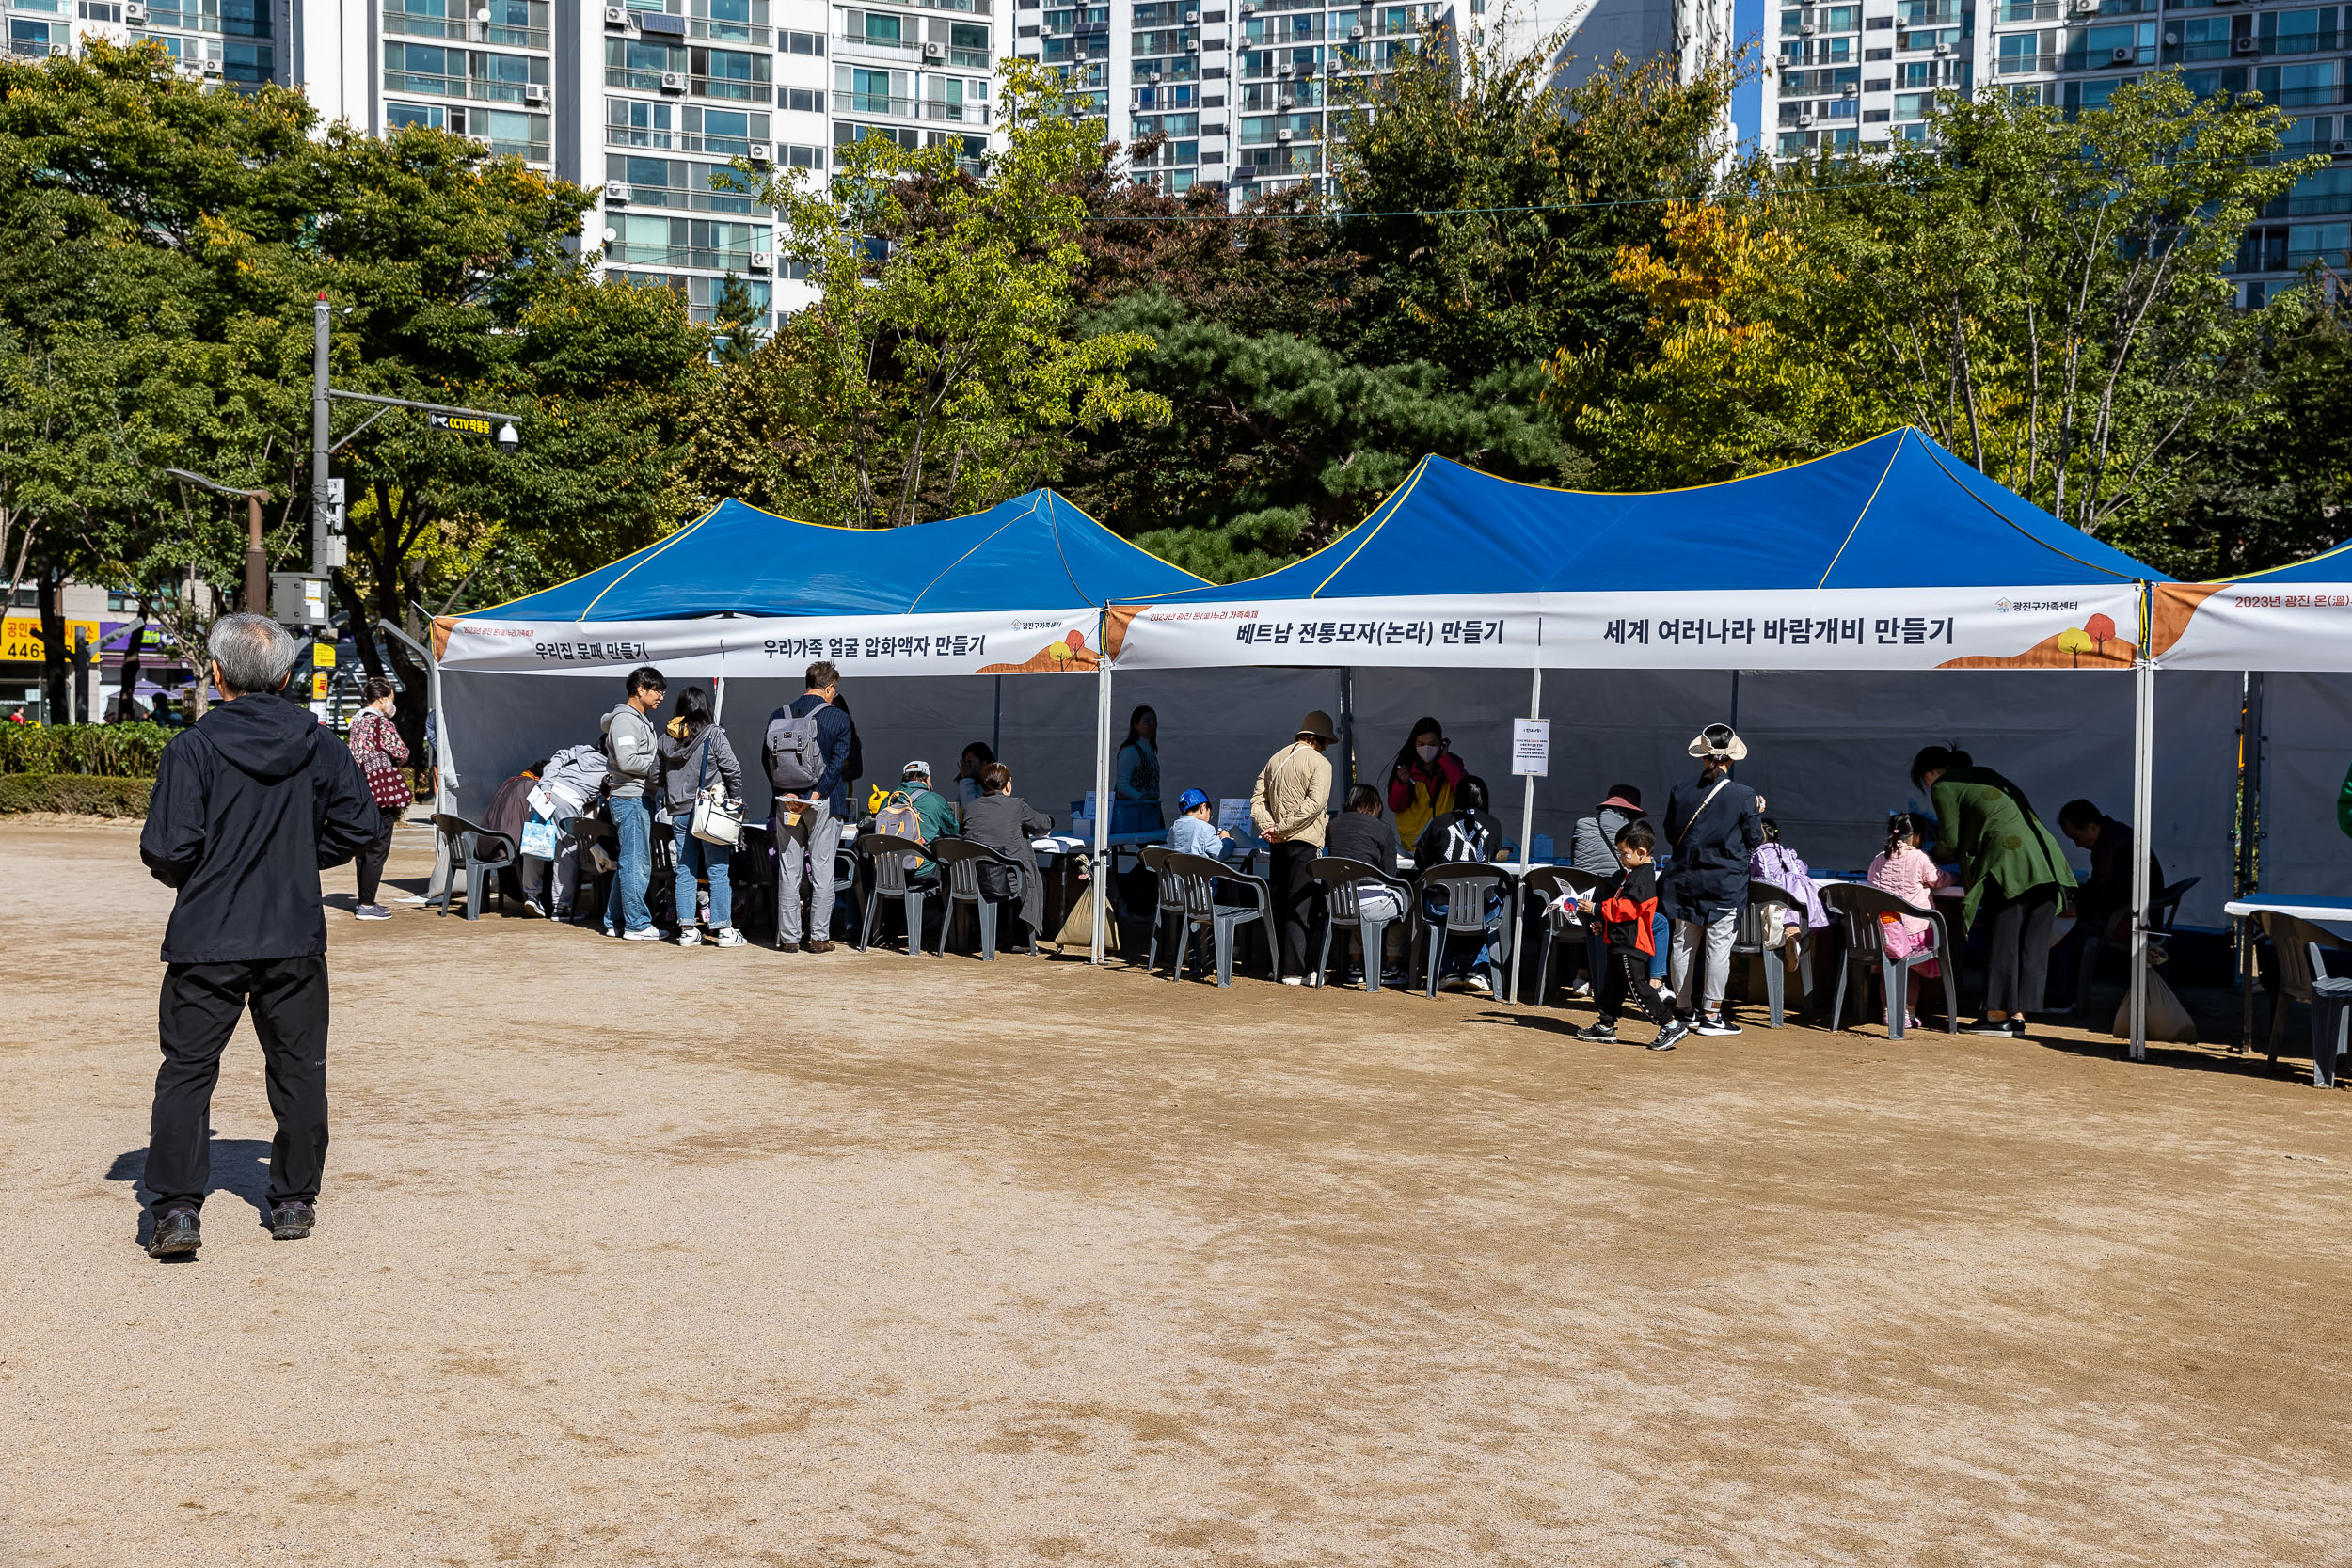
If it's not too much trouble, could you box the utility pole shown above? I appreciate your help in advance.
[312,293,342,576]
[308,296,521,580]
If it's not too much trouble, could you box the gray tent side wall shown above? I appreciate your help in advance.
[445,662,2249,929]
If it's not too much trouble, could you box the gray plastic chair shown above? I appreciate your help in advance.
[1308,855,1415,991]
[1519,865,1599,1006]
[1732,876,1814,1028]
[1412,863,1517,999]
[1162,850,1277,987]
[429,812,516,921]
[1820,882,1956,1038]
[2308,942,2352,1089]
[2253,911,2352,1067]
[855,831,936,955]
[930,837,1034,960]
[1139,845,1190,977]
[562,814,613,927]
[2061,876,2200,1016]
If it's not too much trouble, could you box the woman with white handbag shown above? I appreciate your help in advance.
[657,687,747,947]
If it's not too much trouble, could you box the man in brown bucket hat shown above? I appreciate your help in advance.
[1250,709,1340,984]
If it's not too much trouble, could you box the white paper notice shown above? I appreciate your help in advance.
[1512,718,1551,777]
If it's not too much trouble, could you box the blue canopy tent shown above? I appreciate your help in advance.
[1099,428,2185,1052]
[427,490,1206,925]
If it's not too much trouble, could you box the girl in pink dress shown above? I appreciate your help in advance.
[1867,812,1954,1026]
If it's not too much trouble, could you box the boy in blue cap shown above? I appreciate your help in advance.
[1169,787,1232,859]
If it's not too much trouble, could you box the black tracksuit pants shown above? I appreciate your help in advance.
[1596,947,1677,1028]
[1272,841,1319,980]
[147,957,331,1215]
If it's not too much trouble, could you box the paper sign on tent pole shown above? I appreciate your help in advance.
[1511,718,1550,777]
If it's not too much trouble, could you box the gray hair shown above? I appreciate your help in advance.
[207,612,298,695]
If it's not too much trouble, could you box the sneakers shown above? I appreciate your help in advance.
[1566,979,1594,1000]
[1575,1021,1618,1042]
[146,1206,201,1258]
[1463,972,1493,995]
[621,926,662,942]
[710,927,747,947]
[1966,1016,2020,1036]
[1692,1013,1743,1037]
[1649,1019,1690,1051]
[269,1201,315,1240]
[1279,974,1304,986]
[676,927,704,947]
[354,904,391,921]
[523,898,549,919]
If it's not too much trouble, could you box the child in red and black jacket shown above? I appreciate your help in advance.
[1577,819,1689,1051]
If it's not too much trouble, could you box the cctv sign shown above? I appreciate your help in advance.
[427,413,496,436]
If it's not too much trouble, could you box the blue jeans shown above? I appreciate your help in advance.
[605,794,653,933]
[1422,888,1504,974]
[1649,912,1669,980]
[671,817,732,931]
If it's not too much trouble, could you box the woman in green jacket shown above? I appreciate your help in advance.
[1912,745,2078,1037]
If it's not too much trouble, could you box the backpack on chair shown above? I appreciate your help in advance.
[874,790,927,873]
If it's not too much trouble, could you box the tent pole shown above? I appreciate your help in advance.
[2128,641,2154,1062]
[1091,648,1113,966]
[993,674,1003,760]
[1508,667,1541,1006]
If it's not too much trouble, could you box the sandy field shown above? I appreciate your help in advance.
[2,818,2348,1568]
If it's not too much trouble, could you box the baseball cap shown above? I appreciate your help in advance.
[902,759,931,780]
[1177,787,1211,812]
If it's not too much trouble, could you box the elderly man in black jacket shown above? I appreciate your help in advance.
[137,613,382,1259]
[1661,724,1767,1037]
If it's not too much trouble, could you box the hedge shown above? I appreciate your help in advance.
[0,721,173,777]
[0,774,152,816]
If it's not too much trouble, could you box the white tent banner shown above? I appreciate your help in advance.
[1107,585,2147,672]
[2151,581,2352,672]
[435,608,1105,679]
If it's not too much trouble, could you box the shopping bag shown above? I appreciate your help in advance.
[2112,971,2197,1044]
[520,811,558,860]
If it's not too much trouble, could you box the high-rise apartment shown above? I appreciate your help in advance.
[30,0,1007,325]
[1764,0,2352,304]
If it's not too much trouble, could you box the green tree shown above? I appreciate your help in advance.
[752,59,1169,528]
[1770,75,2319,535]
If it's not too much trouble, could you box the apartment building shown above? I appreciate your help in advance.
[1766,0,2352,303]
[1010,0,1463,202]
[18,0,1009,324]
[1540,0,1738,95]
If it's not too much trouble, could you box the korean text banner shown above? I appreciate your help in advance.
[2150,580,2352,672]
[435,609,1106,679]
[1106,587,2147,672]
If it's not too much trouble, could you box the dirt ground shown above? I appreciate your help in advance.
[3,818,2349,1568]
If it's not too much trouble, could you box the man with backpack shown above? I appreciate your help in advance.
[764,660,854,954]
[878,760,959,847]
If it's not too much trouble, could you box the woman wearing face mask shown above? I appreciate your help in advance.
[1386,717,1467,852]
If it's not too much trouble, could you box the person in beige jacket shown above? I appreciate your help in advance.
[1251,709,1339,984]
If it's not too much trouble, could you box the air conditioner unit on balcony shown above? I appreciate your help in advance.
[2232,34,2256,51]
[1149,67,1163,78]
[202,55,222,73]
[1800,20,1816,33]
[1842,81,1857,94]
[747,140,773,163]
[604,180,629,202]
[1277,127,1292,140]
[2107,43,2131,60]
[124,4,147,22]
[1932,41,1948,55]
[604,5,629,25]
[2163,29,2179,44]
[523,82,548,103]
[923,40,944,56]
[750,250,774,271]
[1185,7,1200,18]
[2336,138,2352,155]
[1277,61,1293,73]
[1348,23,1362,36]
[660,70,687,90]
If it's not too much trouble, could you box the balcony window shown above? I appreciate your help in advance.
[2256,62,2340,109]
[836,64,908,114]
[2261,8,2328,55]
[2173,15,2233,60]
[692,47,770,98]
[2285,220,2350,267]
[606,37,686,88]
[693,0,767,42]
[608,214,764,270]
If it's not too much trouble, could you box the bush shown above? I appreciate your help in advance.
[0,721,173,777]
[0,774,153,816]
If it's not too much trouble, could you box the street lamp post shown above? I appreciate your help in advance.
[309,293,525,577]
[163,467,269,614]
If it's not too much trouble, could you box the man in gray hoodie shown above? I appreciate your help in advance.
[602,665,667,939]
